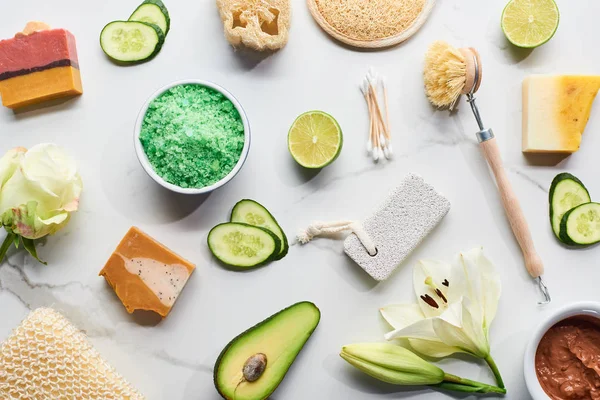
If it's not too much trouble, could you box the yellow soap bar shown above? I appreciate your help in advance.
[0,66,82,109]
[523,75,600,153]
[100,227,195,318]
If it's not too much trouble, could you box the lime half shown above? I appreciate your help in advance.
[288,111,343,169]
[501,0,559,48]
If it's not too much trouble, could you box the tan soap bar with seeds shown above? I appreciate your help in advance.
[100,227,195,318]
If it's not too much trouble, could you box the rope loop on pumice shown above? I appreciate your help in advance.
[297,221,377,256]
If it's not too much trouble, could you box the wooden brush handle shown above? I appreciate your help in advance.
[479,138,544,278]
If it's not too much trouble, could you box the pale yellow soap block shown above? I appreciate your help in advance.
[523,75,600,153]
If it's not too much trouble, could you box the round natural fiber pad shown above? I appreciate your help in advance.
[307,0,436,48]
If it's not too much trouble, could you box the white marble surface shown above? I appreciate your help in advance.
[1,0,599,398]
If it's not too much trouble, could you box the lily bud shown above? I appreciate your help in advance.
[340,343,445,385]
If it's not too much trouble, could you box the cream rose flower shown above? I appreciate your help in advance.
[0,144,82,264]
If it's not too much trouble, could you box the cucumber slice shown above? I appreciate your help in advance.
[560,203,600,246]
[208,223,281,268]
[129,0,170,36]
[230,199,289,260]
[100,21,164,63]
[549,173,591,241]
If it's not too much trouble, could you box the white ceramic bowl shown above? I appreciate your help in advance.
[134,79,251,194]
[524,301,600,399]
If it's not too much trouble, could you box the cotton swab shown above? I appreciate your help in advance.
[361,68,393,163]
[372,112,381,162]
[381,77,391,136]
[379,75,393,158]
[361,79,375,155]
[372,123,380,162]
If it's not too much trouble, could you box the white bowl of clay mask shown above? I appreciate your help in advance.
[524,302,600,400]
[134,79,251,195]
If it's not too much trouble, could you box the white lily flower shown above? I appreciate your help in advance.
[380,247,503,386]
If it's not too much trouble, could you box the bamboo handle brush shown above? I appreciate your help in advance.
[423,41,550,305]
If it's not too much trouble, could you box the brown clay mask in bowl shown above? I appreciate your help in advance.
[535,315,600,400]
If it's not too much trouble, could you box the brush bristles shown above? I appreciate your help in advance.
[423,41,467,108]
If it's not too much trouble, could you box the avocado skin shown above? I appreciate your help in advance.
[213,301,321,400]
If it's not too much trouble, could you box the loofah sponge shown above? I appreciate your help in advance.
[0,308,144,400]
[344,174,450,281]
[216,0,291,51]
[308,0,436,48]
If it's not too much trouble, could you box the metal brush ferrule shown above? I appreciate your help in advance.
[476,128,494,142]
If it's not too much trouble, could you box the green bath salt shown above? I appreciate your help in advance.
[140,84,245,189]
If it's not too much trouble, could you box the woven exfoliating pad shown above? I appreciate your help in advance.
[0,308,144,400]
[344,174,450,281]
[307,0,436,48]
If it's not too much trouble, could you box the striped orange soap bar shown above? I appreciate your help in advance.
[0,22,83,109]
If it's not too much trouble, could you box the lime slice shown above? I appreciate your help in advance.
[288,111,343,169]
[501,0,559,48]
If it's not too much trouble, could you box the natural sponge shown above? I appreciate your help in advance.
[0,308,144,399]
[308,0,436,48]
[216,0,291,51]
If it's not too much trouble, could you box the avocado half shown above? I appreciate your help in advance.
[214,301,321,400]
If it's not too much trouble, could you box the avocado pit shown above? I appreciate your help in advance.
[243,353,267,382]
